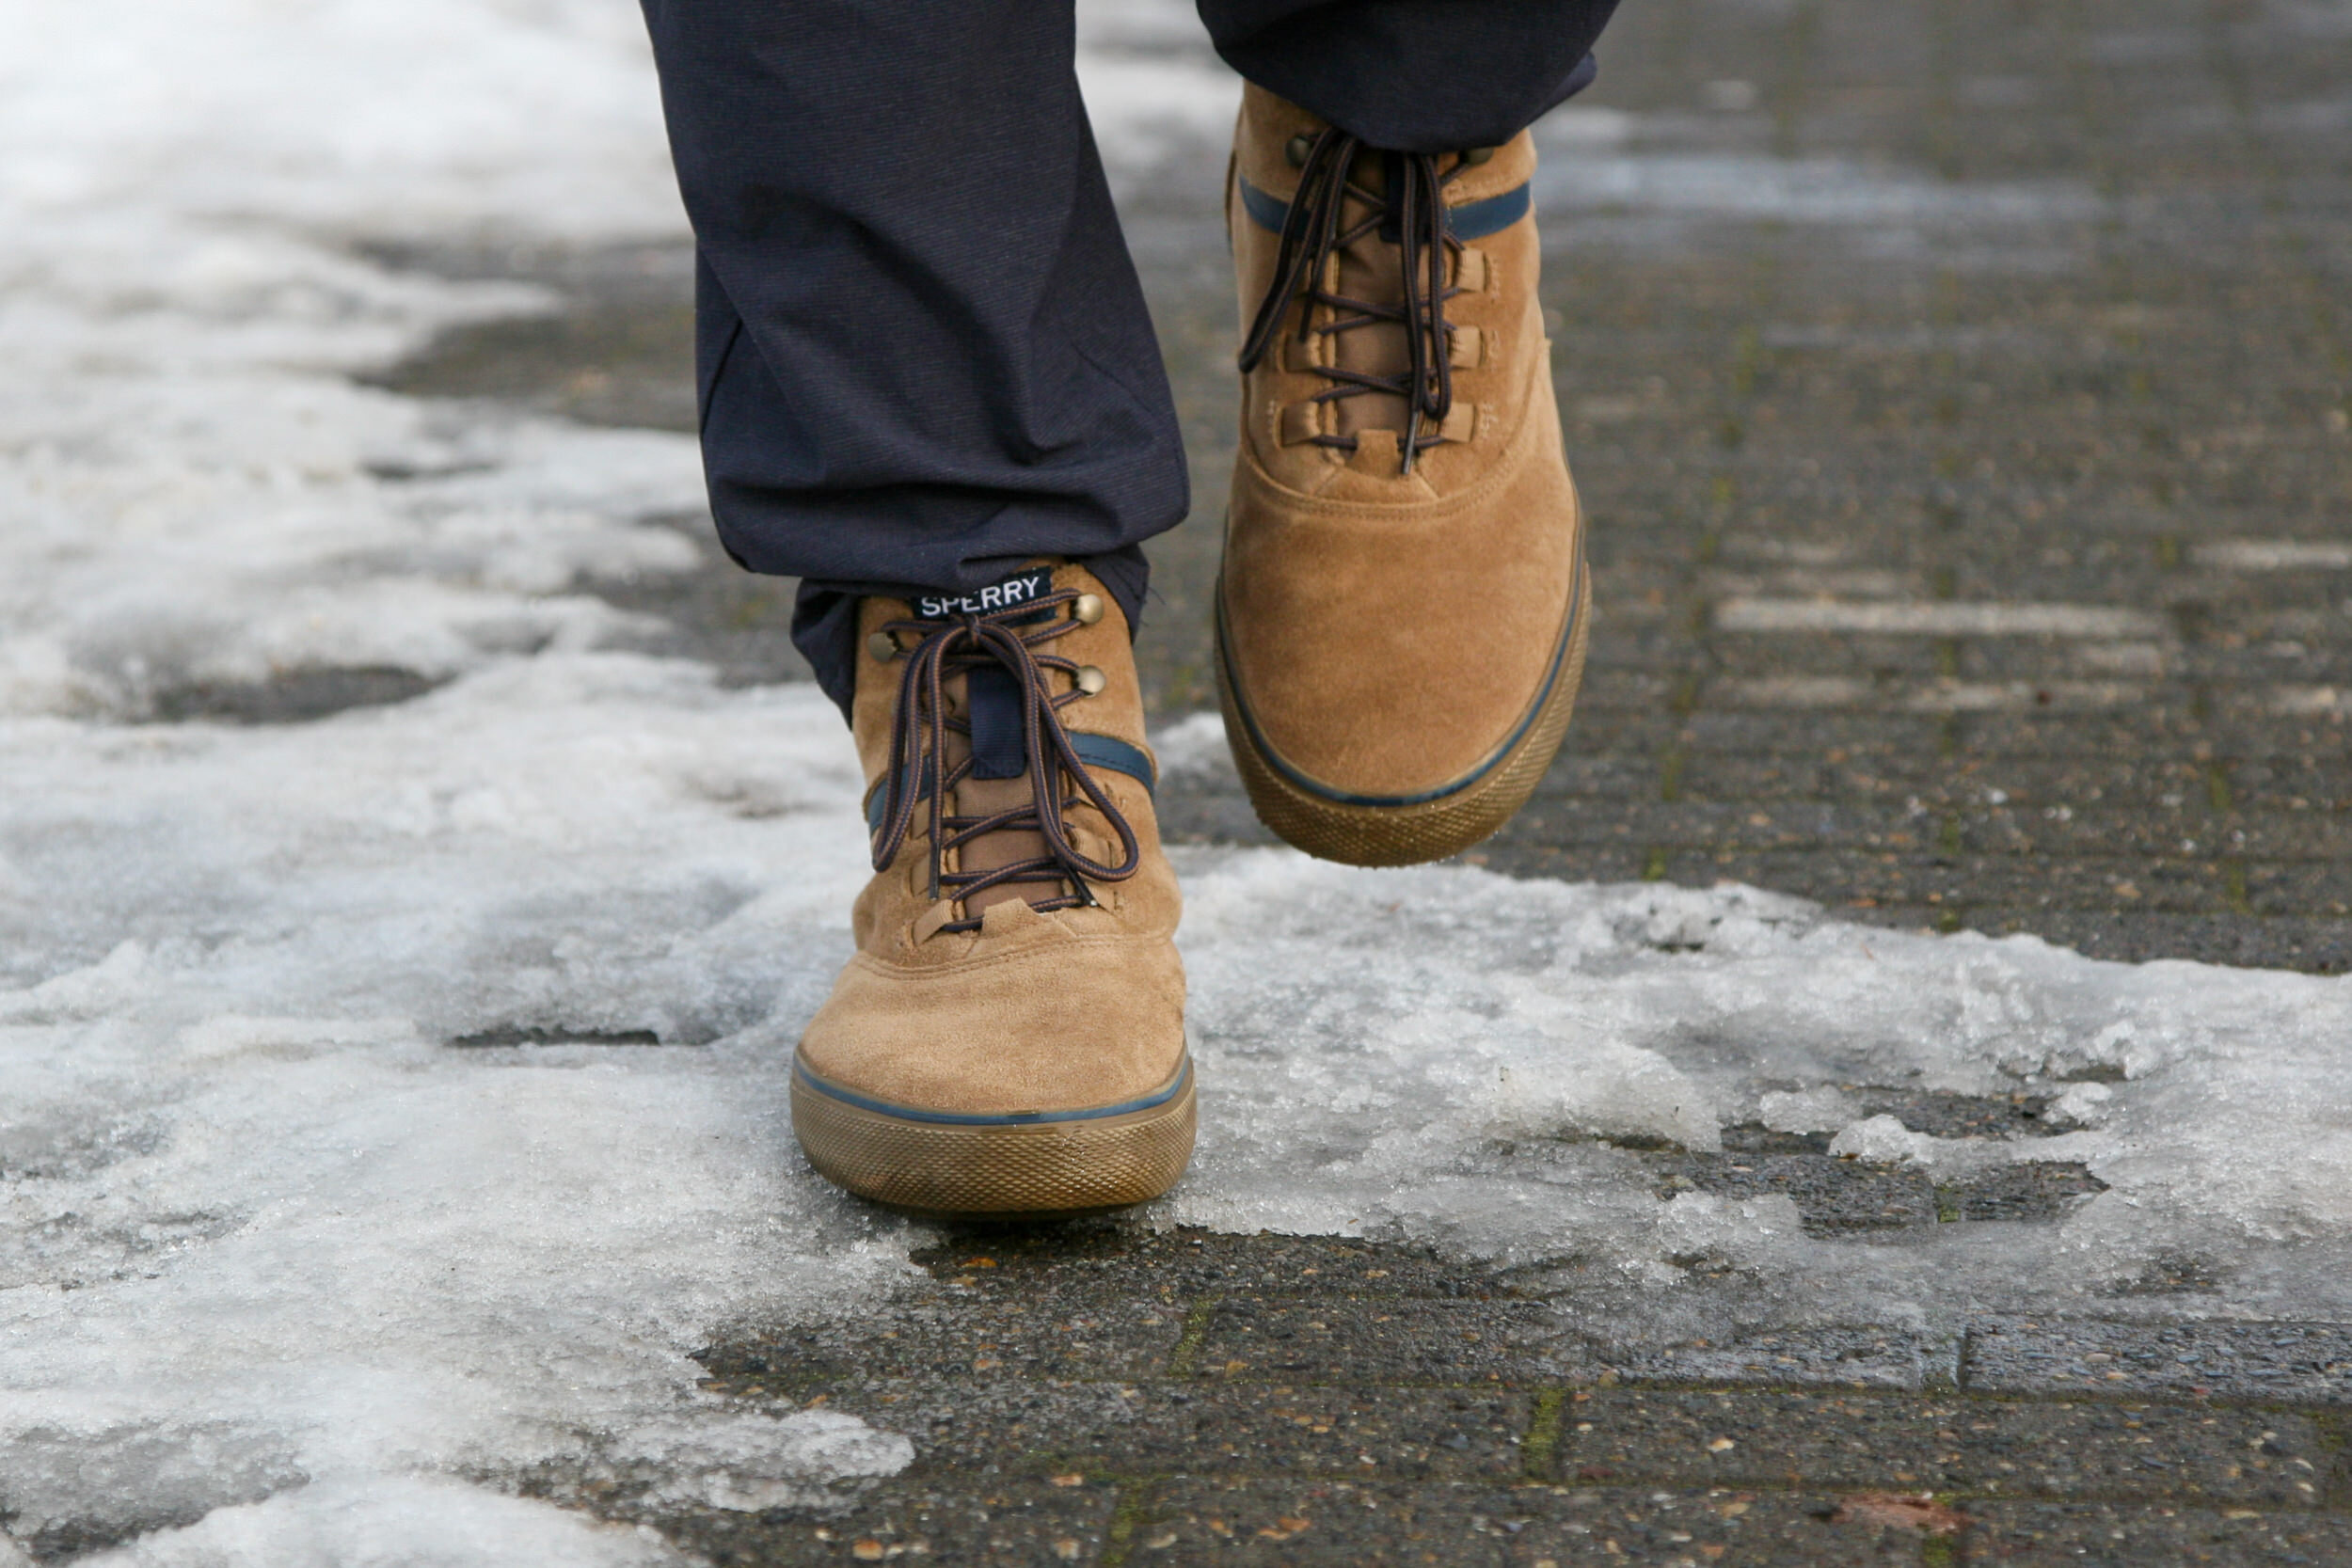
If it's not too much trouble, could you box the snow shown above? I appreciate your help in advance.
[2,667,918,1554]
[79,1480,679,1568]
[1826,1114,1944,1166]
[1758,1085,1861,1134]
[4,0,2349,1559]
[1164,856,2352,1333]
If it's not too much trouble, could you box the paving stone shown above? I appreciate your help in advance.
[699,1293,1182,1390]
[1851,1092,2059,1143]
[1963,808,2352,863]
[2230,759,2352,814]
[2198,720,2352,767]
[1501,800,1937,854]
[910,1226,1518,1303]
[1651,1148,2102,1235]
[1937,1164,2107,1225]
[1716,1125,1836,1157]
[1521,751,1662,800]
[1656,1152,1939,1235]
[1963,1500,2352,1566]
[1129,1480,1920,1566]
[1552,1326,1961,1394]
[646,1479,1118,1567]
[1965,1318,2352,1405]
[1677,713,1954,759]
[826,1380,1532,1483]
[1548,1389,2323,1506]
[1460,840,1659,885]
[1948,714,2220,761]
[1653,850,2242,916]
[1191,1299,1556,1386]
[2245,860,2352,918]
[147,667,447,725]
[359,240,699,433]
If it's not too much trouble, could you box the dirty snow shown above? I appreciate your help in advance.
[4,0,2349,1560]
[1167,852,2352,1335]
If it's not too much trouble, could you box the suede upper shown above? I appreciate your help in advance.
[1221,84,1585,800]
[800,562,1187,1117]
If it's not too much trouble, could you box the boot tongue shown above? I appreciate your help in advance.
[1331,150,1415,447]
[951,639,1054,917]
[965,662,1026,780]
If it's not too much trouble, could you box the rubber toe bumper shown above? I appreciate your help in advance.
[790,1053,1197,1217]
[1216,561,1591,868]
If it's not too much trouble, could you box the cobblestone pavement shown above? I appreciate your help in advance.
[503,1215,2352,1568]
[373,0,2352,1560]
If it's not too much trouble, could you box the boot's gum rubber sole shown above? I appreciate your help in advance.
[1216,557,1592,868]
[790,1053,1197,1218]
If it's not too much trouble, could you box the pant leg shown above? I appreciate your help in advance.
[638,0,1186,714]
[1198,0,1625,151]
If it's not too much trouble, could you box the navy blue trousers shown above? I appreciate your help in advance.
[637,0,1621,713]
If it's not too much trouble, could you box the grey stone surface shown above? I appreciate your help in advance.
[1964,1318,2352,1406]
[645,1479,1119,1567]
[147,667,446,725]
[1963,1500,2352,1566]
[702,1291,1183,1387]
[817,1381,1535,1484]
[1550,1390,2327,1507]
[1191,1299,1558,1387]
[1550,1325,1963,1394]
[1126,1480,1921,1565]
[1659,1150,1944,1234]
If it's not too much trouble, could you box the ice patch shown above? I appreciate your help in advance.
[1074,0,1242,184]
[2044,1080,2118,1130]
[0,669,912,1551]
[611,1411,915,1513]
[1147,708,1233,780]
[1827,1114,1942,1165]
[77,1479,681,1568]
[1157,857,2352,1338]
[1758,1085,1861,1134]
[0,0,681,242]
[0,0,707,723]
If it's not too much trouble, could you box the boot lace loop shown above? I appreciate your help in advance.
[1237,128,1460,473]
[869,591,1142,936]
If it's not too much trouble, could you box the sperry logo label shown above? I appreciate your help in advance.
[916,569,1053,620]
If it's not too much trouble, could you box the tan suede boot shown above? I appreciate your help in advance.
[1217,85,1590,867]
[791,562,1194,1215]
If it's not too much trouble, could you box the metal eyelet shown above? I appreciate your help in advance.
[1073,593,1104,626]
[866,631,898,662]
[1074,665,1107,697]
[1285,134,1313,168]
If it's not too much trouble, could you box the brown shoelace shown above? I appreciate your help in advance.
[869,590,1141,935]
[1237,128,1462,473]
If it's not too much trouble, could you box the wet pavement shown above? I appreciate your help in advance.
[495,1221,2352,1566]
[367,0,2352,1559]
